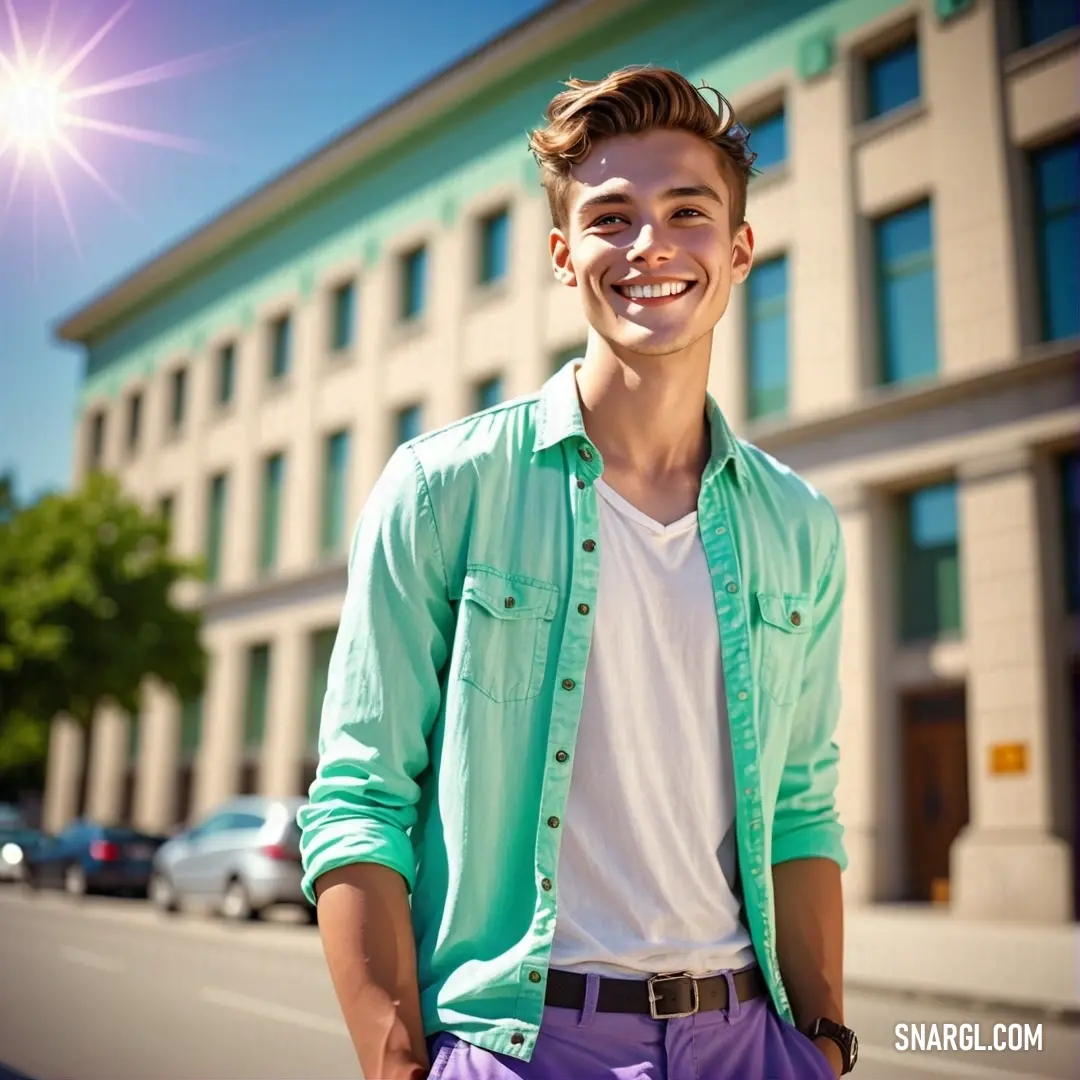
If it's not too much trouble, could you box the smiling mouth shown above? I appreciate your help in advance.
[612,281,697,304]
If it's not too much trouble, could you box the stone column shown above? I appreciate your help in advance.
[42,716,85,833]
[829,485,901,905]
[951,448,1073,922]
[259,628,307,798]
[192,640,243,818]
[134,681,181,834]
[85,705,129,825]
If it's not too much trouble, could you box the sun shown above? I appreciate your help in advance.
[1,66,63,149]
[0,0,226,261]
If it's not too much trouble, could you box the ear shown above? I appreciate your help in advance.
[730,221,754,286]
[550,229,577,288]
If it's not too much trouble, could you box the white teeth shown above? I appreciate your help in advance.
[618,281,690,299]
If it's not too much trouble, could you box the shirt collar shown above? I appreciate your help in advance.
[533,359,750,490]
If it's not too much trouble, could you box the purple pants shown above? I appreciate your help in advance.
[425,971,834,1079]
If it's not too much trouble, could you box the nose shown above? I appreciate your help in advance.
[626,222,675,266]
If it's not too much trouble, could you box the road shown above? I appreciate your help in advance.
[0,887,1076,1080]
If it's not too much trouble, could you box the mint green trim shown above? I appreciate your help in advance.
[78,0,910,405]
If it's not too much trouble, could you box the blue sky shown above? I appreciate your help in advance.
[0,0,550,502]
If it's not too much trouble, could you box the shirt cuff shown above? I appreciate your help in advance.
[300,819,416,905]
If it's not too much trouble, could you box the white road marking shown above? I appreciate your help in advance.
[198,987,348,1037]
[58,946,124,973]
[858,1044,1051,1079]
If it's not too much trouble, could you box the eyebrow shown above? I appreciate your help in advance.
[575,184,725,219]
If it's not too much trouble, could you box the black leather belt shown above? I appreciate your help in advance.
[545,966,767,1020]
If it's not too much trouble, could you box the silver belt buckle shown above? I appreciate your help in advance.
[647,971,700,1020]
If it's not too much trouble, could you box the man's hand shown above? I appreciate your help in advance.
[355,984,429,1079]
[811,1035,843,1078]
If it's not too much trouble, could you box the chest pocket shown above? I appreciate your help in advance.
[756,591,813,707]
[458,567,560,703]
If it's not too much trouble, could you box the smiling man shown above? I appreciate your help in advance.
[299,66,858,1080]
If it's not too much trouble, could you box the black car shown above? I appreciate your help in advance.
[24,819,168,898]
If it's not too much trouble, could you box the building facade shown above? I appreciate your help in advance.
[45,0,1079,929]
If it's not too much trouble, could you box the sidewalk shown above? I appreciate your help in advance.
[844,904,1080,1015]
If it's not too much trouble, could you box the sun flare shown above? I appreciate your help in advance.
[0,0,221,260]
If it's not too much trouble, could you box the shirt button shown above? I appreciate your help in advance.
[577,603,590,615]
[504,596,516,609]
[511,1033,524,1046]
[578,447,593,462]
[582,539,596,552]
[555,750,569,763]
[529,970,542,983]
[737,690,748,701]
[576,479,585,489]
[561,678,575,691]
[547,816,560,829]
[790,611,801,626]
[715,526,727,535]
[726,582,738,594]
[541,877,553,891]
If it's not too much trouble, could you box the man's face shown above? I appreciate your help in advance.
[550,128,754,358]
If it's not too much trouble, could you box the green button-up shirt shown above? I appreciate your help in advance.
[298,361,848,1061]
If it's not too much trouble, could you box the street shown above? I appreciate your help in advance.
[0,887,1075,1080]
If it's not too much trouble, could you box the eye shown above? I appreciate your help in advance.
[673,207,704,219]
[590,213,627,228]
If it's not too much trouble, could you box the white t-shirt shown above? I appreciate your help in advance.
[549,476,757,978]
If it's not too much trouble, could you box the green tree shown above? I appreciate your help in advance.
[0,472,207,790]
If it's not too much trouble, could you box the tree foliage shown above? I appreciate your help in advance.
[0,471,207,734]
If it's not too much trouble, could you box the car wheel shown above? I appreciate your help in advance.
[64,863,87,898]
[149,872,179,914]
[220,878,256,922]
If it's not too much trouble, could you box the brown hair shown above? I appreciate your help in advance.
[528,65,758,232]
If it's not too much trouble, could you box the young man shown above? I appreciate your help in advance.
[298,66,858,1080]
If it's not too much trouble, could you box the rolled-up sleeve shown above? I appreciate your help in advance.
[771,506,848,871]
[297,445,453,904]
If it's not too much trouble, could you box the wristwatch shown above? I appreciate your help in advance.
[804,1017,858,1074]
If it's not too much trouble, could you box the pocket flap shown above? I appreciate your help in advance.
[757,591,812,633]
[462,567,559,621]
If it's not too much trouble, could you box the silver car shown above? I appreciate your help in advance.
[149,795,314,922]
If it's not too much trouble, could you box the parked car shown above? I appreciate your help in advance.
[0,826,46,884]
[23,819,168,897]
[0,803,24,829]
[149,795,313,922]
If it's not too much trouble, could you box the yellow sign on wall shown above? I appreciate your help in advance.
[989,742,1028,775]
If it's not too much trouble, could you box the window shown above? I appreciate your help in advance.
[269,314,291,381]
[331,281,355,352]
[169,367,187,432]
[1031,137,1079,342]
[243,644,271,750]
[127,391,143,451]
[258,453,285,574]
[205,473,228,585]
[128,715,140,764]
[320,430,350,557]
[875,200,938,385]
[745,255,789,420]
[866,38,920,119]
[899,482,961,642]
[217,342,236,406]
[180,696,202,758]
[158,494,174,543]
[479,209,510,285]
[88,410,106,469]
[307,628,337,753]
[396,404,422,446]
[1061,452,1080,613]
[749,109,786,173]
[476,376,503,411]
[551,342,586,373]
[401,246,427,321]
[1018,0,1080,48]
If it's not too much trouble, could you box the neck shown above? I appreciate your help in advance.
[574,334,713,479]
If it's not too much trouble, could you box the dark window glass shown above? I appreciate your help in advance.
[1031,138,1080,342]
[899,482,962,642]
[867,39,920,119]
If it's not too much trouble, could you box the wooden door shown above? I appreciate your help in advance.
[902,689,970,903]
